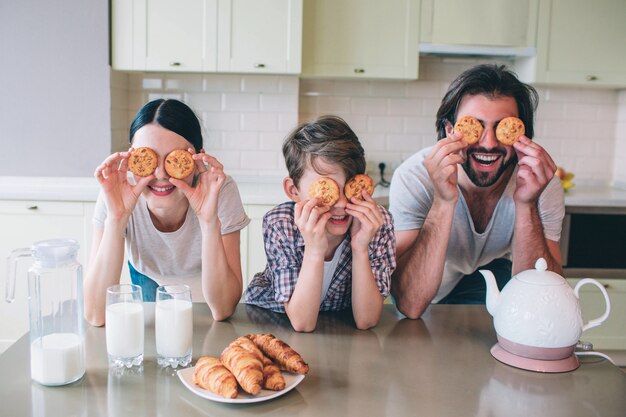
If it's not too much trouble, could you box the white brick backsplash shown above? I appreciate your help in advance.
[223,93,260,112]
[202,112,241,131]
[241,75,280,93]
[203,74,241,92]
[369,81,407,97]
[222,131,259,149]
[315,96,351,113]
[388,98,421,116]
[351,97,388,115]
[115,62,622,182]
[186,93,221,112]
[368,116,403,133]
[241,112,278,131]
[164,75,203,91]
[241,151,281,169]
[147,92,183,101]
[260,94,298,112]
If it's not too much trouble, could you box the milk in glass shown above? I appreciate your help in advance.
[30,333,85,385]
[106,302,144,364]
[155,298,193,357]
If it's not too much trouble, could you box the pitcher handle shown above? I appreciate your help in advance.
[574,278,611,332]
[6,247,32,303]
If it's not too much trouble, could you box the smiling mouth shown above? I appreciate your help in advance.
[149,184,175,193]
[471,153,502,166]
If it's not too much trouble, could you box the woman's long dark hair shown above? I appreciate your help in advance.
[435,64,539,140]
[129,99,203,152]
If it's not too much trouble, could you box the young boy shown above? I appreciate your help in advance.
[244,116,396,332]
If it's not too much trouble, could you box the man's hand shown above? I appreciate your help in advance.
[424,132,467,204]
[513,136,557,205]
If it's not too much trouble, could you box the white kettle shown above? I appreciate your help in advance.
[479,258,611,360]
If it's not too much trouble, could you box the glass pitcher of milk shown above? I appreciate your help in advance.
[6,239,85,386]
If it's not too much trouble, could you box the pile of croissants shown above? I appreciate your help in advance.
[193,333,309,398]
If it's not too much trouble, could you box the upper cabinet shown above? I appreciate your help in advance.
[217,0,302,74]
[301,0,420,80]
[111,0,302,74]
[516,0,626,88]
[419,0,537,55]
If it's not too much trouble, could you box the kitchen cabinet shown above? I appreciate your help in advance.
[217,0,302,74]
[0,200,91,353]
[240,204,272,293]
[516,0,626,88]
[301,0,420,80]
[112,0,302,74]
[419,0,537,52]
[567,278,626,351]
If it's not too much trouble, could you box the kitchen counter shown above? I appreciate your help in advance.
[0,304,624,417]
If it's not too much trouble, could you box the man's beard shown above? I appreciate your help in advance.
[461,148,518,187]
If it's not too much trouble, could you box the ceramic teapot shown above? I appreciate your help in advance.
[479,258,611,360]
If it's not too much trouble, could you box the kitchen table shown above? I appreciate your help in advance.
[0,304,624,417]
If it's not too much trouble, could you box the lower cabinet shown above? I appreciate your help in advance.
[240,205,273,295]
[0,200,92,353]
[567,278,626,351]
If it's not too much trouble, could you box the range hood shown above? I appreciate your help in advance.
[419,43,536,59]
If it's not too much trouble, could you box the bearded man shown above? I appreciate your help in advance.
[389,64,564,319]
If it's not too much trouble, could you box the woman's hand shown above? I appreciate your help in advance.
[171,149,225,225]
[94,149,153,220]
[347,192,384,252]
[294,198,331,259]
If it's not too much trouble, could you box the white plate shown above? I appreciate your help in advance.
[177,367,305,404]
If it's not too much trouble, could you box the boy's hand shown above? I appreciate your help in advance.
[294,198,331,258]
[346,192,384,251]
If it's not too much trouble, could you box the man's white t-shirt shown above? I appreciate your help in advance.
[389,146,565,302]
[93,175,250,301]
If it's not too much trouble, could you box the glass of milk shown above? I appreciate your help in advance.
[155,284,193,368]
[105,284,144,368]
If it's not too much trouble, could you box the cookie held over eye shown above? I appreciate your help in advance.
[344,174,375,201]
[454,116,484,145]
[496,117,525,145]
[165,149,195,179]
[128,147,158,177]
[307,177,340,207]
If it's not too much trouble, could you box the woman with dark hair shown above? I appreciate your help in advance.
[84,99,250,326]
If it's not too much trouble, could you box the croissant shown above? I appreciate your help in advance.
[193,356,238,399]
[248,333,309,374]
[261,355,286,391]
[221,345,264,395]
[230,336,264,361]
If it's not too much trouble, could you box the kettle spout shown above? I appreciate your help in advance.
[479,269,500,316]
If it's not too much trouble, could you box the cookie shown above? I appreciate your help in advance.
[307,177,340,207]
[128,147,158,177]
[165,149,195,179]
[453,116,484,144]
[496,116,525,145]
[344,174,375,200]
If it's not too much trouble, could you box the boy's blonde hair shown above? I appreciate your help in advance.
[282,115,366,186]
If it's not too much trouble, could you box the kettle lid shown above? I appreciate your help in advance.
[515,258,565,286]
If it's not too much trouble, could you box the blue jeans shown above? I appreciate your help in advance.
[438,258,512,305]
[128,262,159,302]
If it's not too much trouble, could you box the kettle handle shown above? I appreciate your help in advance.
[6,247,31,303]
[574,278,611,332]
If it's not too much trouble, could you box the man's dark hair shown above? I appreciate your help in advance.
[435,64,539,140]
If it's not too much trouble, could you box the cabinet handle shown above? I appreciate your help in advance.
[586,75,598,81]
[27,205,38,210]
[169,62,181,67]
[254,63,266,68]
[354,68,365,74]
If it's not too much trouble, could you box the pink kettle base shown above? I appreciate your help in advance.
[490,343,580,373]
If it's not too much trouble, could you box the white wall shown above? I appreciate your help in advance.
[0,0,110,177]
[615,91,626,186]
